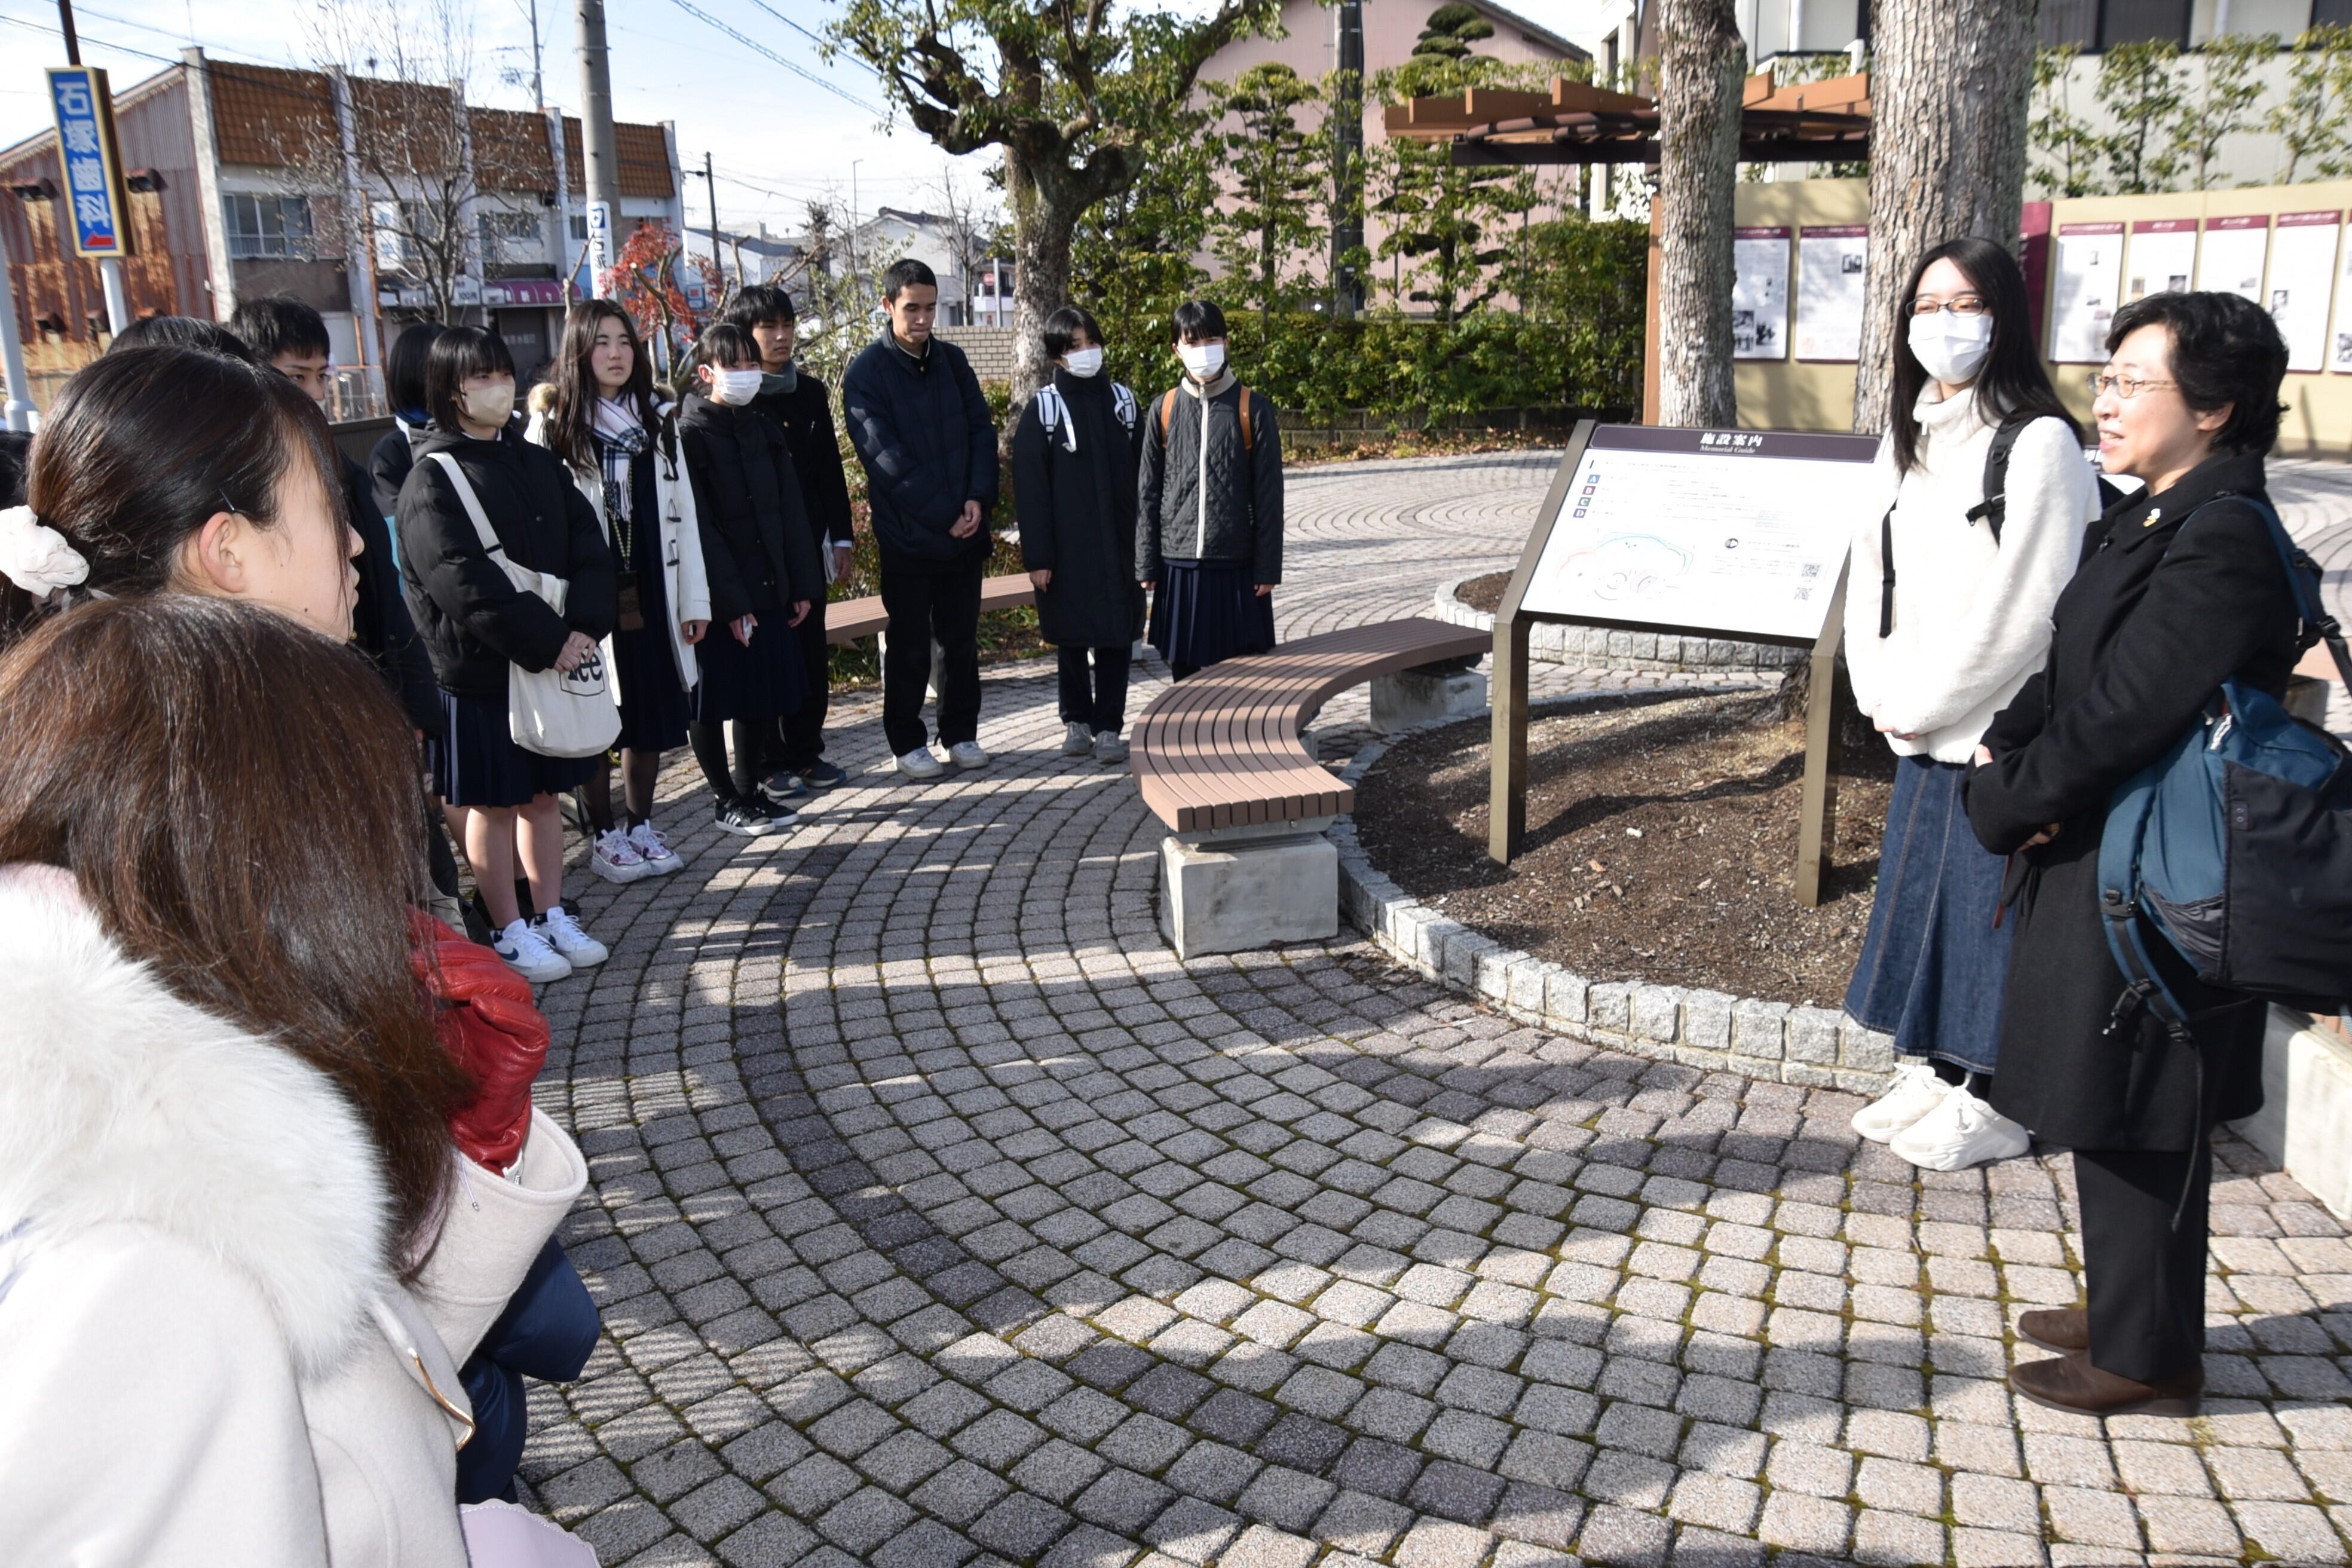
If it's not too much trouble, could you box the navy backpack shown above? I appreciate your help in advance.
[2097,495,2352,1039]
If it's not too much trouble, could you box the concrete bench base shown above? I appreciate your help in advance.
[1370,665,1488,735]
[1160,820,1338,960]
[2232,1009,2352,1221]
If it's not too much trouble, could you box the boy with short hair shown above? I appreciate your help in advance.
[724,283,855,791]
[1136,299,1283,679]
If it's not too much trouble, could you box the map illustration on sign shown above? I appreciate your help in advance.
[1521,426,1880,644]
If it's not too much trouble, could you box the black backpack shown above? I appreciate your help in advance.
[1878,412,2127,638]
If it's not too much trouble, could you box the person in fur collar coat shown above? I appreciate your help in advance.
[0,598,587,1566]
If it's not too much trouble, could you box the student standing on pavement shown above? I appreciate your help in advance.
[1014,305,1145,764]
[1967,292,2300,1419]
[1137,299,1283,679]
[373,321,448,524]
[399,327,617,985]
[678,323,820,837]
[529,299,710,883]
[841,258,1001,780]
[1839,238,2098,1172]
[727,283,855,794]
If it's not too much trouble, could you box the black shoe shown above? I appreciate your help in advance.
[745,789,800,828]
[797,760,847,790]
[714,798,777,836]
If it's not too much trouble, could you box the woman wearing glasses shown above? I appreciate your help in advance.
[1843,238,2100,1171]
[1967,292,2299,1417]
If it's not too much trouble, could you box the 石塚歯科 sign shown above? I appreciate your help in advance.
[45,66,132,259]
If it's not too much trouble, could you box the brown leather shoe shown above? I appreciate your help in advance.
[2017,1308,2089,1353]
[2010,1351,2201,1417]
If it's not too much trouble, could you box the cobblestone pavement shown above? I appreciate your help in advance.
[524,451,2352,1568]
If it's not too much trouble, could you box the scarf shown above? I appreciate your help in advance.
[592,397,651,566]
[761,365,797,398]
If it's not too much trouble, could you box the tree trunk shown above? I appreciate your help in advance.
[1005,154,1080,424]
[1851,0,2036,435]
[1653,0,1744,429]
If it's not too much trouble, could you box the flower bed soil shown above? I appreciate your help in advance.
[1454,571,1510,614]
[1352,690,1897,1008]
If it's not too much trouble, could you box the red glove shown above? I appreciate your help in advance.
[409,910,549,1174]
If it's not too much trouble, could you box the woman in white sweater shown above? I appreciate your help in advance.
[1843,236,2100,1172]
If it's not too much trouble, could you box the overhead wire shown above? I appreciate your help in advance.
[656,0,880,116]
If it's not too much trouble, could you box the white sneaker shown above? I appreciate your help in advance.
[948,740,990,768]
[628,820,684,875]
[589,827,651,884]
[1890,1083,2031,1171]
[494,919,572,984]
[1852,1058,1949,1143]
[897,747,944,780]
[535,905,608,968]
[1064,721,1095,756]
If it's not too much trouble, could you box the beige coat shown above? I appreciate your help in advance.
[0,866,587,1566]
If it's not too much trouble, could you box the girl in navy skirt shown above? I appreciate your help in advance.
[1137,299,1282,678]
[1840,238,2097,1170]
[529,300,711,883]
[399,327,618,984]
[678,324,822,836]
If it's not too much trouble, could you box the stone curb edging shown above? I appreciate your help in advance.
[1328,698,1897,1096]
[1432,574,1808,675]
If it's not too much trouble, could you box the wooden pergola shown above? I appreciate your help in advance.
[1384,71,1872,167]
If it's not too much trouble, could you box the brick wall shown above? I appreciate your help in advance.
[936,325,1016,384]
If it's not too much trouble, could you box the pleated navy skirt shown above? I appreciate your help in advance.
[430,688,598,809]
[1147,559,1276,672]
[1843,754,2014,1074]
[693,613,804,725]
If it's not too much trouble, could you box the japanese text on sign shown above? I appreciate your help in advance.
[46,68,128,259]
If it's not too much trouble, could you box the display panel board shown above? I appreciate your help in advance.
[1732,226,1791,360]
[2270,210,2342,373]
[2331,220,2352,373]
[2126,218,2198,301]
[1519,425,1880,644]
[2050,221,2125,363]
[1794,225,1867,362]
[2198,213,2271,302]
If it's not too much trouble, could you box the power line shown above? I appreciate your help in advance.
[742,0,877,81]
[656,0,878,115]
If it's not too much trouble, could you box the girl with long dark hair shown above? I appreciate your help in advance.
[528,299,710,882]
[1842,236,2099,1170]
[373,321,449,523]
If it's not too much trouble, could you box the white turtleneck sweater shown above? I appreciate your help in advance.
[1842,384,2099,764]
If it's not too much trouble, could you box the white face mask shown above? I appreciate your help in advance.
[460,378,516,430]
[1178,341,1226,381]
[708,367,764,405]
[1907,313,1995,388]
[1062,347,1104,378]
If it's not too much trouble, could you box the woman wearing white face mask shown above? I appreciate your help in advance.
[398,327,618,986]
[1840,237,2099,1172]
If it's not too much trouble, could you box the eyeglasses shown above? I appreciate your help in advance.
[1907,294,1989,317]
[2086,371,2178,400]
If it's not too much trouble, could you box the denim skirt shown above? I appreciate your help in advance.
[1842,754,2013,1074]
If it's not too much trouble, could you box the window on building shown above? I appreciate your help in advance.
[2314,0,2352,26]
[568,213,588,241]
[224,193,314,259]
[477,208,546,267]
[2037,0,2195,47]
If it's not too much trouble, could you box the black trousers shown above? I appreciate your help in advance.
[2078,1140,2213,1383]
[880,549,983,756]
[775,594,832,771]
[1056,644,1132,736]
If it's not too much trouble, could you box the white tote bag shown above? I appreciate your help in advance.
[426,452,620,760]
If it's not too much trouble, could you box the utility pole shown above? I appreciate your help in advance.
[574,0,621,298]
[55,0,128,333]
[520,0,545,109]
[1329,0,1365,318]
[849,158,863,293]
[702,150,722,290]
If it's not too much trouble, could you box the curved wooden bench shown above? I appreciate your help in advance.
[1132,617,1490,834]
[825,572,1037,645]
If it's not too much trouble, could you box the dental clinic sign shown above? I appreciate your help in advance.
[46,66,133,259]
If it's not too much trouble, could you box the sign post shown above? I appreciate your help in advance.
[45,65,133,333]
[1488,421,1879,906]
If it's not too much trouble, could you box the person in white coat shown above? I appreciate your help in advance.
[0,596,588,1566]
[1842,236,2101,1172]
[529,298,713,884]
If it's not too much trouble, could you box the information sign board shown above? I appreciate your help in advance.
[45,66,131,259]
[2198,213,2271,302]
[2270,210,2342,374]
[2049,222,2124,363]
[2126,218,2197,302]
[1520,425,1881,644]
[1794,225,1867,362]
[1732,226,1790,360]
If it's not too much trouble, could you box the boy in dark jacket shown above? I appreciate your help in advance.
[679,323,823,835]
[726,283,856,792]
[1137,299,1282,679]
[841,258,1000,779]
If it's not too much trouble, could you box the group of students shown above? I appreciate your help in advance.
[1836,238,2310,1420]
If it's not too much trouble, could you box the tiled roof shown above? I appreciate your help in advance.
[471,107,556,192]
[205,62,336,169]
[560,116,676,200]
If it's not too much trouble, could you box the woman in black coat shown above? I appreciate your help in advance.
[1966,291,2301,1419]
[399,327,616,986]
[678,323,820,836]
[372,321,446,525]
[1014,305,1146,765]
